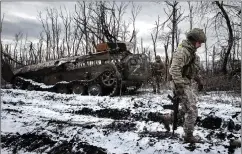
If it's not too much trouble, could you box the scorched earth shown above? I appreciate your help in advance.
[1,88,241,154]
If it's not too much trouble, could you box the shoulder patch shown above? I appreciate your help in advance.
[178,44,183,48]
[174,44,183,53]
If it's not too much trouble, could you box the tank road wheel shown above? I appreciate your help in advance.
[107,79,122,97]
[101,71,117,87]
[72,84,85,95]
[56,85,69,94]
[88,84,102,96]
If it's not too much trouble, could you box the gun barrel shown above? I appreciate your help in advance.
[167,94,179,135]
[167,94,174,101]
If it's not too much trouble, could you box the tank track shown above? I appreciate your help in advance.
[11,70,121,97]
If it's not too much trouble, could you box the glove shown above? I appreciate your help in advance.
[198,83,203,91]
[176,87,184,95]
[175,84,184,95]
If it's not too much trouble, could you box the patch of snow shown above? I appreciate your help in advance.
[1,88,241,154]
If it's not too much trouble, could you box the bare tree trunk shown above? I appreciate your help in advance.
[19,36,23,68]
[130,2,142,53]
[164,44,169,81]
[83,2,89,54]
[160,31,171,81]
[140,38,144,53]
[175,28,181,48]
[38,32,44,63]
[60,6,72,57]
[203,18,209,74]
[170,2,178,65]
[47,8,56,59]
[148,50,151,62]
[56,20,61,58]
[163,2,187,66]
[13,32,23,68]
[212,45,216,74]
[121,21,130,42]
[215,1,234,74]
[21,34,28,64]
[74,1,93,55]
[188,1,193,30]
[163,1,179,65]
[38,11,51,61]
[151,15,161,58]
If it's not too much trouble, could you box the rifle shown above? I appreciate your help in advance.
[167,93,180,135]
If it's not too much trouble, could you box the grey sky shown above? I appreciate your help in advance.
[1,1,240,61]
[2,2,171,40]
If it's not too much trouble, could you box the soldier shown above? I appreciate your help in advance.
[169,28,206,143]
[151,55,165,94]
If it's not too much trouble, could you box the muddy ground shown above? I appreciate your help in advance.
[1,89,241,154]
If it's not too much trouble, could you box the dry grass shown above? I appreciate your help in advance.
[203,73,241,93]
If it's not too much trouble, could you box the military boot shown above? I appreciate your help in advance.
[183,133,202,143]
[161,113,173,132]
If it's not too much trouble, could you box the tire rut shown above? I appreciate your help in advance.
[2,132,107,154]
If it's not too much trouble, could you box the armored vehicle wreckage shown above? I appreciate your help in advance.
[2,42,151,96]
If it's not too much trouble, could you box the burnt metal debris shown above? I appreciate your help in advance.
[1,42,151,96]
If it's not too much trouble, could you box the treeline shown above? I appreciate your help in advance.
[1,2,144,68]
[1,1,241,83]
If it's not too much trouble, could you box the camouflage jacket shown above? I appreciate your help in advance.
[151,61,165,76]
[169,40,201,87]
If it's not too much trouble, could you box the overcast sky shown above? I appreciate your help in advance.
[1,1,238,61]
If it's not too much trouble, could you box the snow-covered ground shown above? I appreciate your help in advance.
[1,88,241,154]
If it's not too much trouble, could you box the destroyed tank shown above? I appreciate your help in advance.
[2,42,151,96]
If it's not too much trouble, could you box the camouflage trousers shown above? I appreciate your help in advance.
[169,82,198,135]
[179,85,198,135]
[152,75,162,92]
